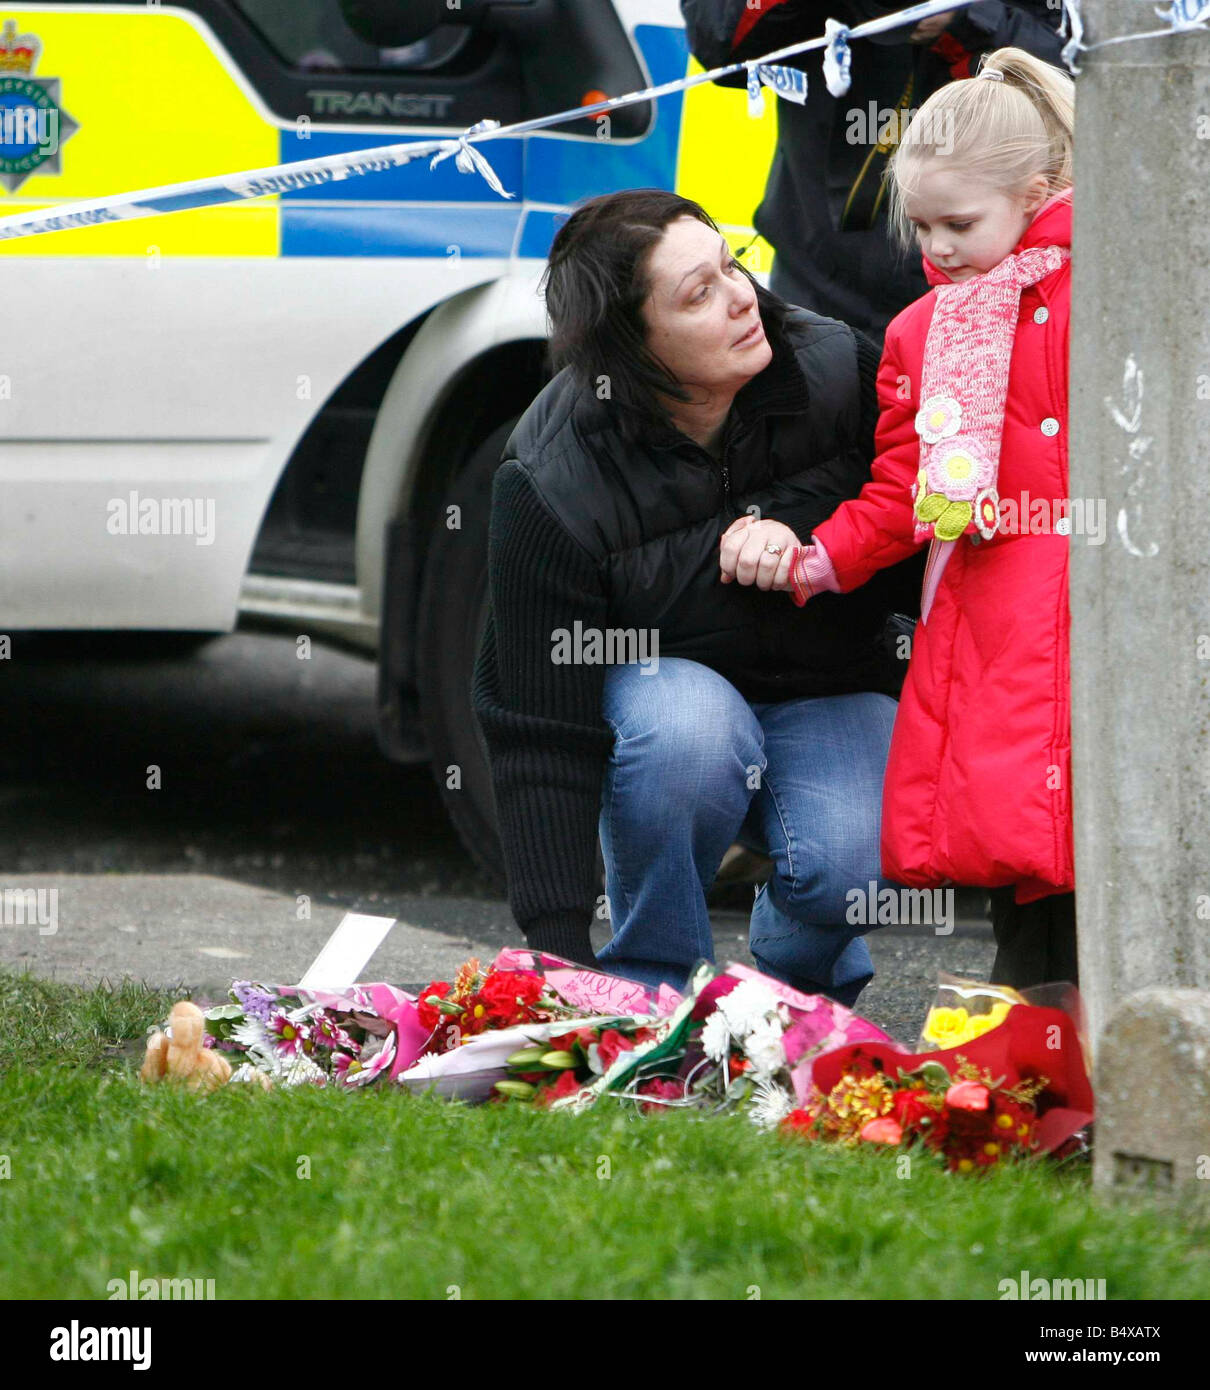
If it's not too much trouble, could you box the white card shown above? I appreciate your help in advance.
[296,912,397,991]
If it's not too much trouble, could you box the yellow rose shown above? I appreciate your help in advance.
[922,1006,970,1048]
[966,1002,1014,1039]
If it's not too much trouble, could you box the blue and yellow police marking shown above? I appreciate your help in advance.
[0,9,778,262]
[675,56,776,274]
[0,8,278,256]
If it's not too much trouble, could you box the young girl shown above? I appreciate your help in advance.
[780,47,1076,988]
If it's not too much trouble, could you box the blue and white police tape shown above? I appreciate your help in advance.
[1075,0,1208,67]
[0,0,988,242]
[0,0,1198,244]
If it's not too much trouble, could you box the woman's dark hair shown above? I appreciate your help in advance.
[541,188,787,431]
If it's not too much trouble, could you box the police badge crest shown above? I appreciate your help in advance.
[0,19,78,194]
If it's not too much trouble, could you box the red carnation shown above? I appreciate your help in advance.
[477,969,545,1025]
[416,980,453,1033]
[891,1087,933,1130]
[637,1078,682,1114]
[780,1107,817,1137]
[535,1068,584,1107]
[549,1026,597,1053]
[596,1028,635,1074]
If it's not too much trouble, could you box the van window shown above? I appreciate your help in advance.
[232,2,479,75]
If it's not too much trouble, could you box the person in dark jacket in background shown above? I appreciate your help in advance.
[681,0,1065,340]
[472,190,922,1006]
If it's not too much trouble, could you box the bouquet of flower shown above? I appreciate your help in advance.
[412,957,585,1053]
[204,981,404,1090]
[191,951,1093,1174]
[203,957,632,1090]
[489,962,893,1122]
[494,1021,665,1108]
[782,1054,1047,1171]
[781,999,1095,1171]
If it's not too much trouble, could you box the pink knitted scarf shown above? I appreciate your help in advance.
[913,243,1070,618]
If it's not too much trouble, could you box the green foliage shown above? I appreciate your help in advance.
[0,968,186,1073]
[0,969,1207,1301]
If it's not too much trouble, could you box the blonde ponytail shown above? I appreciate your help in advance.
[887,47,1075,251]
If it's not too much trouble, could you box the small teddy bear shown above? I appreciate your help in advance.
[140,1001,233,1092]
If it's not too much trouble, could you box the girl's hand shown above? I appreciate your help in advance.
[719,515,800,591]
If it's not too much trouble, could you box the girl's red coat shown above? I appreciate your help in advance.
[813,191,1074,903]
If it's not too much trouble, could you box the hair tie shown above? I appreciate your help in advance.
[979,69,1005,81]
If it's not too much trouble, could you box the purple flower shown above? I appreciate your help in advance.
[232,981,278,1023]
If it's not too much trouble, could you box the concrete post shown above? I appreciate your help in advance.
[1068,9,1210,1052]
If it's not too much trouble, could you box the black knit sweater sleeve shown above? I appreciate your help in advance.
[471,459,614,966]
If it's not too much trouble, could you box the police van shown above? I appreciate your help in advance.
[0,0,776,875]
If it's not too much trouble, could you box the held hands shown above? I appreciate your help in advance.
[718,515,832,606]
[718,514,800,592]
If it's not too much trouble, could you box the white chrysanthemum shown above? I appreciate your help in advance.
[748,1077,795,1130]
[277,1054,327,1088]
[231,1016,269,1051]
[228,1062,271,1087]
[743,1019,787,1080]
[716,980,780,1036]
[701,1010,732,1063]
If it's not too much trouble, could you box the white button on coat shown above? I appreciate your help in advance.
[1041,417,1060,436]
[1033,306,1049,324]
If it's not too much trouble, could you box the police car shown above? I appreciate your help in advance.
[0,0,776,875]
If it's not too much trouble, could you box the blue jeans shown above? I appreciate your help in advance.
[595,657,898,1008]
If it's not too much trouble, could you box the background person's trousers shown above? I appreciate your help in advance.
[594,657,899,1008]
[988,887,1079,990]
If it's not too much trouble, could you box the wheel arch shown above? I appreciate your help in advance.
[355,271,551,624]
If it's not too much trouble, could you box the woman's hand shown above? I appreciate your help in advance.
[719,514,800,591]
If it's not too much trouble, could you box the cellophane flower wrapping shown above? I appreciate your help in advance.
[197,955,1093,1171]
[201,951,892,1121]
[918,974,1027,1051]
[788,987,1095,1170]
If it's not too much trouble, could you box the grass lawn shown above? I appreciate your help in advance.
[1,969,1207,1301]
